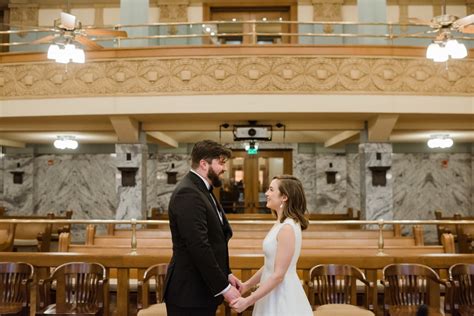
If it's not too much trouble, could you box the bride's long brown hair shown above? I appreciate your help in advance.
[272,175,309,230]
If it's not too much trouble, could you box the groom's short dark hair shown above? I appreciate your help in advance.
[191,140,232,168]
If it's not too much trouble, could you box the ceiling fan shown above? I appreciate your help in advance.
[33,12,128,50]
[408,0,474,40]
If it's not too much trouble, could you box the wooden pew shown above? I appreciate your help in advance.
[435,210,474,253]
[0,223,15,251]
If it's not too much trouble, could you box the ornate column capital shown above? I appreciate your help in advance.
[466,0,474,15]
[312,0,343,33]
[8,1,39,29]
[156,0,189,22]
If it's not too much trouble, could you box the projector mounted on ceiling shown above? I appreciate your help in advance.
[233,124,272,141]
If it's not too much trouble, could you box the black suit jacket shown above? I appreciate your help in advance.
[164,171,233,308]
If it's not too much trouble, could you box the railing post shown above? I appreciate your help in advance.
[130,218,137,255]
[377,219,386,256]
[251,20,257,44]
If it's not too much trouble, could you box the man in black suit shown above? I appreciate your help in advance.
[164,140,242,316]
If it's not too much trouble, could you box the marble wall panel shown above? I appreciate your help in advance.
[315,154,347,213]
[3,155,34,214]
[115,144,147,220]
[147,153,190,214]
[392,153,472,242]
[293,153,317,213]
[346,153,361,212]
[34,154,116,218]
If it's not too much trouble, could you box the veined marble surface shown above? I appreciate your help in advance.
[115,144,147,220]
[346,153,361,212]
[359,143,393,221]
[3,155,34,213]
[293,153,317,213]
[315,154,347,213]
[393,153,472,242]
[147,153,190,215]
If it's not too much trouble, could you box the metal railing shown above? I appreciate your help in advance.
[0,20,473,51]
[1,218,473,256]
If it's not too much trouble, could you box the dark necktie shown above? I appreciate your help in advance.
[209,186,223,224]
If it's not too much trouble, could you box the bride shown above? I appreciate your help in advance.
[230,175,313,316]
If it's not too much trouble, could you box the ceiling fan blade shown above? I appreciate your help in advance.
[460,24,474,34]
[84,29,128,38]
[60,12,76,30]
[390,30,434,39]
[453,14,474,28]
[31,34,56,45]
[408,17,432,25]
[75,35,103,50]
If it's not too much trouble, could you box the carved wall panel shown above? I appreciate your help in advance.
[0,56,472,99]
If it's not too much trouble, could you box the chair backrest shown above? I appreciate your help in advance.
[0,262,34,308]
[137,263,169,310]
[382,263,443,311]
[308,264,371,307]
[39,262,107,313]
[449,263,474,312]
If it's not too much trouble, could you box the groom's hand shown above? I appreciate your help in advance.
[223,285,241,303]
[228,274,242,292]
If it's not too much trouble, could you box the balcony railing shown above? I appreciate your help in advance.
[1,20,473,53]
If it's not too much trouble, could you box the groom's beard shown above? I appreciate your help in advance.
[208,167,223,187]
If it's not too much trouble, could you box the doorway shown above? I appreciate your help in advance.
[218,150,292,213]
[208,7,294,44]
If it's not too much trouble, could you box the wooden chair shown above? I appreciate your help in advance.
[36,262,107,316]
[0,262,34,316]
[308,264,374,312]
[449,263,474,316]
[137,263,168,316]
[381,263,449,316]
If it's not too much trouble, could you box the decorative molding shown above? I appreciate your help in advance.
[157,0,189,35]
[467,0,474,15]
[8,3,39,33]
[0,55,472,99]
[312,0,343,33]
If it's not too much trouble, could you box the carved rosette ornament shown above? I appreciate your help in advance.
[0,56,472,98]
[157,0,189,35]
[8,2,39,37]
[312,0,343,33]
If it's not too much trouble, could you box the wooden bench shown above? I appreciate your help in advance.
[0,223,15,251]
[435,210,474,253]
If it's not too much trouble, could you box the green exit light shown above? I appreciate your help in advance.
[247,148,258,155]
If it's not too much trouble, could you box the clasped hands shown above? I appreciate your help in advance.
[224,275,252,313]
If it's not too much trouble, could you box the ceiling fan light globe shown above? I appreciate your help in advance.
[47,44,60,60]
[56,54,70,64]
[427,138,437,148]
[69,140,79,150]
[72,48,85,63]
[450,42,467,59]
[433,46,449,62]
[426,43,440,59]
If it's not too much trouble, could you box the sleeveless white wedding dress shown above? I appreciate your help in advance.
[252,218,313,316]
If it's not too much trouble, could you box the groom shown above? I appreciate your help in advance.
[164,140,241,316]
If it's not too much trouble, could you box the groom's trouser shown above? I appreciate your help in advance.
[166,302,218,316]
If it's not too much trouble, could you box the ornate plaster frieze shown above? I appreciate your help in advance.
[312,0,343,33]
[0,55,472,99]
[8,2,39,32]
[156,0,189,35]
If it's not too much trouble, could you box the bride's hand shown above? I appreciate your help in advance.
[239,281,250,295]
[230,297,251,313]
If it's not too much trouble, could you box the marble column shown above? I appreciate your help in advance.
[115,144,147,220]
[357,0,387,45]
[359,143,393,220]
[3,151,35,214]
[120,0,149,47]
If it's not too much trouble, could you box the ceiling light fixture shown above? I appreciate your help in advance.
[47,42,85,64]
[426,39,467,62]
[54,136,79,150]
[427,134,453,149]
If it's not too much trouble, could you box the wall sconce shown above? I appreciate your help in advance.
[166,163,178,185]
[117,167,138,187]
[10,171,24,184]
[368,166,391,187]
[325,162,337,184]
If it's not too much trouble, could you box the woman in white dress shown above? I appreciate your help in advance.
[230,175,313,316]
